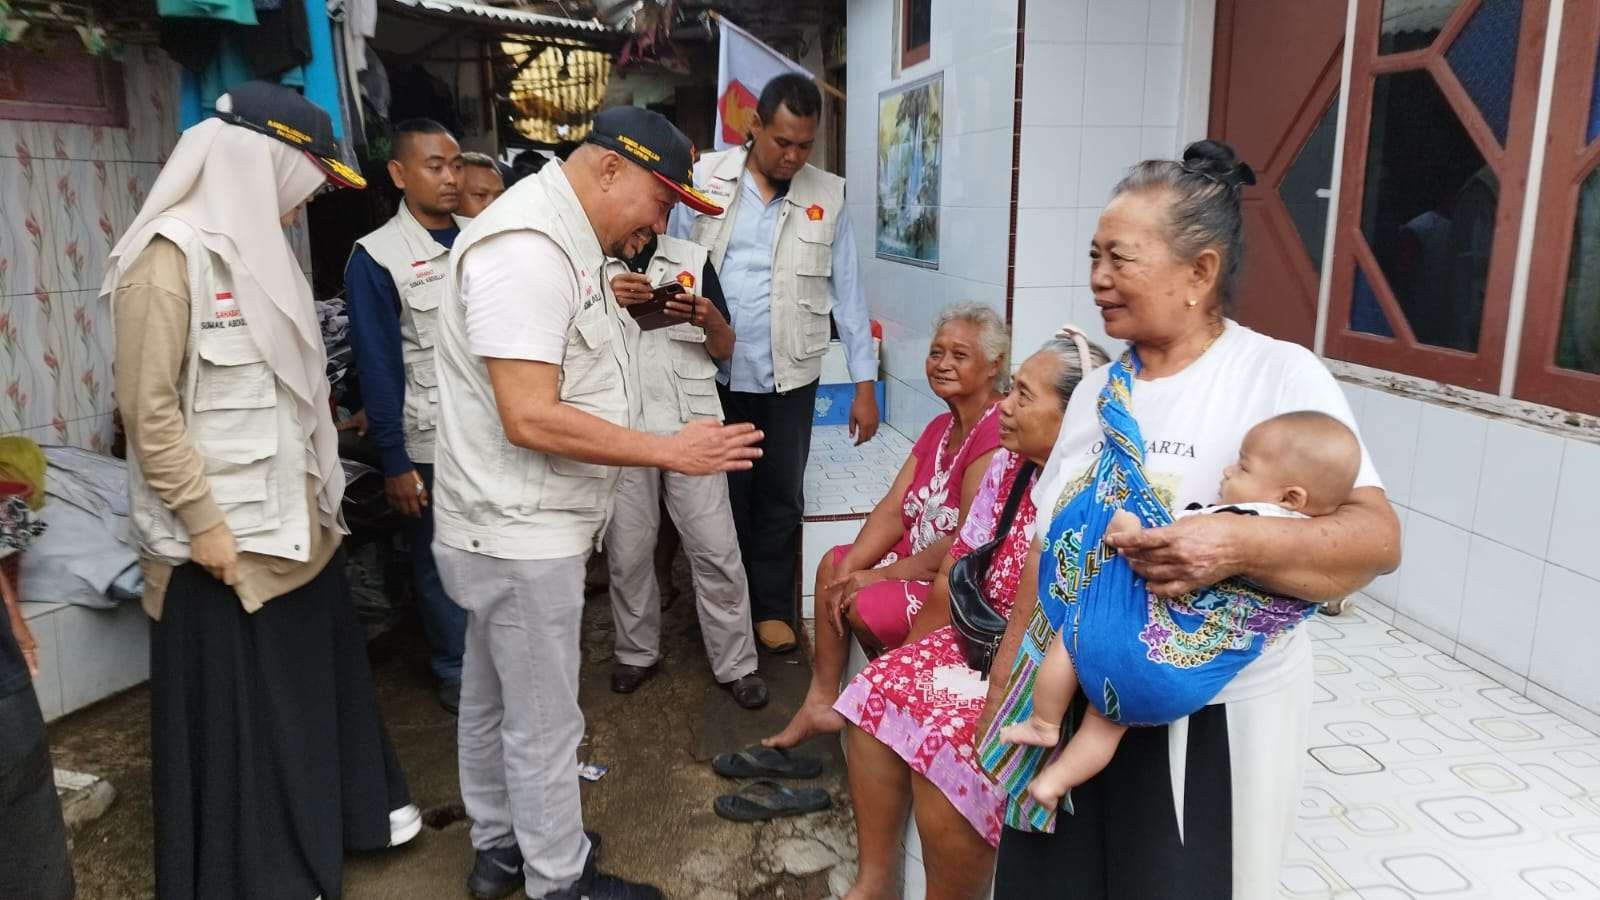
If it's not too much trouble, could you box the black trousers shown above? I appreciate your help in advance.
[718,380,819,624]
[0,684,74,900]
[994,697,1232,899]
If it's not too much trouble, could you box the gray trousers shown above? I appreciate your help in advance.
[434,542,591,896]
[604,466,759,683]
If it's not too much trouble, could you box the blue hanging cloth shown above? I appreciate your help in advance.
[176,0,343,139]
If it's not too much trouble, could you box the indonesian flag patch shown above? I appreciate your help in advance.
[213,291,240,320]
[806,204,825,221]
[676,270,696,289]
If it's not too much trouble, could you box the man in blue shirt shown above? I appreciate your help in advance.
[670,75,879,653]
[344,119,468,712]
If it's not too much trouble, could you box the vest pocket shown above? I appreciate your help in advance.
[794,294,833,359]
[795,221,835,277]
[194,333,275,414]
[197,437,279,535]
[536,455,607,511]
[559,307,613,401]
[405,356,440,432]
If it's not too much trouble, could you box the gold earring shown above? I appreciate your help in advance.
[1185,298,1198,308]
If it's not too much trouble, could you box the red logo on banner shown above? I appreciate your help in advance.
[719,79,759,145]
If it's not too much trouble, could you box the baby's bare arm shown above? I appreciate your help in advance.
[1105,509,1142,542]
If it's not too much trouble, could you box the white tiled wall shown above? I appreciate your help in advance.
[846,0,1018,435]
[1009,0,1196,365]
[1345,382,1600,719]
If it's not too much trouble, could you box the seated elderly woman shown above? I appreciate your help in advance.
[766,303,1008,750]
[835,334,1108,900]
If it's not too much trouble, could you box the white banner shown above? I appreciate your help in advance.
[714,16,812,150]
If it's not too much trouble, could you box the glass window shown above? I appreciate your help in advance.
[1557,168,1600,375]
[1352,267,1396,337]
[1445,0,1524,145]
[1279,96,1341,273]
[906,0,932,53]
[1359,70,1496,353]
[1379,0,1460,54]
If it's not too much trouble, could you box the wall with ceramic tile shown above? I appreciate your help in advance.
[1010,0,1195,364]
[845,0,1019,433]
[1342,381,1600,723]
[0,46,316,454]
[0,46,180,452]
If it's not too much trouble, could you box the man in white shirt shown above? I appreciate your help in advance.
[432,107,761,900]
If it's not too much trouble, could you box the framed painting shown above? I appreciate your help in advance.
[876,72,942,268]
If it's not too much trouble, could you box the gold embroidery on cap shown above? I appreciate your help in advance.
[618,135,661,163]
[267,119,313,146]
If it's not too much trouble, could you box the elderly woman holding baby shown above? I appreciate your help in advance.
[977,141,1401,899]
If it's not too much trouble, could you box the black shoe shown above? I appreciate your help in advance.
[720,673,769,710]
[468,832,601,900]
[439,679,462,716]
[466,845,524,900]
[609,663,658,694]
[538,872,663,900]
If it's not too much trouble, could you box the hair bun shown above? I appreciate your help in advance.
[1181,140,1257,189]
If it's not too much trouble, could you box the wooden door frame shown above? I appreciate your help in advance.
[1323,0,1550,393]
[1515,0,1600,414]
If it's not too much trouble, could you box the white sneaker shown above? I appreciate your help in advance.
[388,803,423,847]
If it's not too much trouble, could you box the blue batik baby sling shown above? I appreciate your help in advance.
[978,350,1316,833]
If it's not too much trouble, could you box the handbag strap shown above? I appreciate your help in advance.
[991,460,1038,544]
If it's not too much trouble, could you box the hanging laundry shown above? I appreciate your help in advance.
[243,0,311,78]
[156,0,257,24]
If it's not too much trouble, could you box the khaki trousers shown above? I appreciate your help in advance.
[604,466,758,683]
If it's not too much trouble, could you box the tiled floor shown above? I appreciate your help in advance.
[804,424,916,517]
[1286,608,1600,898]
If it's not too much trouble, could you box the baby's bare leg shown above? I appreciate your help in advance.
[999,629,1077,748]
[1026,707,1127,811]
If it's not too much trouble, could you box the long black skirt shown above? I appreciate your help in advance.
[151,549,410,900]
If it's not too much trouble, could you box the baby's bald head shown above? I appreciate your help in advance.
[1222,411,1361,515]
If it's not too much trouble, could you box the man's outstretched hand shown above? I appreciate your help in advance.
[666,420,763,475]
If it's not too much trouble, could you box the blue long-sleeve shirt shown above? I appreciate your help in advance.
[343,224,458,476]
[669,174,876,393]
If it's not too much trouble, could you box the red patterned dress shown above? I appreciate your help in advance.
[833,450,1039,847]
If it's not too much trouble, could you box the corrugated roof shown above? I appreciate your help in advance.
[380,0,615,36]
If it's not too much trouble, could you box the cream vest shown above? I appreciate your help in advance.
[122,219,315,564]
[616,235,723,434]
[688,146,847,393]
[432,163,634,561]
[352,202,467,464]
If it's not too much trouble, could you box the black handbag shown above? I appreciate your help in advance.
[948,460,1037,678]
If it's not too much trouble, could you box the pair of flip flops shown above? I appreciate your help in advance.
[711,746,830,822]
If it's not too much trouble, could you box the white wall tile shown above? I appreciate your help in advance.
[1140,127,1179,160]
[1408,404,1486,531]
[1472,420,1563,559]
[1339,381,1367,427]
[1011,286,1075,360]
[1547,438,1600,583]
[1083,43,1148,126]
[1018,126,1082,209]
[1070,207,1104,284]
[1076,127,1143,209]
[1457,536,1543,678]
[966,46,1022,136]
[1141,45,1184,126]
[1364,505,1409,610]
[1147,0,1188,44]
[1528,563,1600,714]
[1087,0,1151,43]
[1067,293,1120,355]
[1015,207,1075,289]
[1360,390,1422,506]
[1396,512,1470,642]
[1027,0,1088,43]
[1021,45,1087,126]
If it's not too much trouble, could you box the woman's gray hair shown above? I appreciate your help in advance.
[1111,140,1257,311]
[932,302,1010,390]
[1037,336,1110,409]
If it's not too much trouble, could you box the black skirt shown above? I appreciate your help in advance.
[151,549,410,900]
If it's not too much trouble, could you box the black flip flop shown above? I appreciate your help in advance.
[710,746,823,779]
[712,780,832,822]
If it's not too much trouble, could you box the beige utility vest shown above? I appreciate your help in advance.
[122,219,315,564]
[618,235,724,434]
[688,147,847,393]
[352,202,467,464]
[432,163,634,561]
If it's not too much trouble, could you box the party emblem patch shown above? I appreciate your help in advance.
[806,204,825,221]
[676,270,696,289]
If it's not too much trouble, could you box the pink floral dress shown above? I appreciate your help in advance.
[833,450,1039,847]
[833,405,1001,648]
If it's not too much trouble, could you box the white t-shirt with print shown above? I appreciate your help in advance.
[1033,320,1383,705]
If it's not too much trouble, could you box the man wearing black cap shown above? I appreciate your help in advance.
[432,106,762,900]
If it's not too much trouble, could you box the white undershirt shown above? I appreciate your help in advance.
[458,230,578,364]
[1034,320,1383,705]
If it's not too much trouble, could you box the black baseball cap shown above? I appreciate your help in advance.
[584,106,722,216]
[214,81,367,190]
